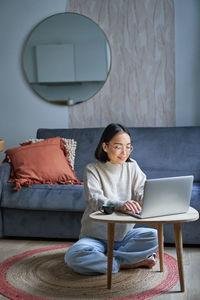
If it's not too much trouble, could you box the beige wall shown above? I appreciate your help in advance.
[67,0,175,128]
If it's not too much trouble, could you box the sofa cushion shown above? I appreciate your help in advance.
[131,127,200,181]
[4,137,82,190]
[1,182,85,212]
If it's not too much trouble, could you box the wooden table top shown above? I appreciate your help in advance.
[90,206,199,224]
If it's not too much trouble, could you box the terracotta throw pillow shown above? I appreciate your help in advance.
[24,138,76,169]
[3,137,83,191]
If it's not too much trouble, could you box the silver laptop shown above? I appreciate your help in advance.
[123,175,193,218]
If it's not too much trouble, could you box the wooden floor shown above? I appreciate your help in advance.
[0,238,199,300]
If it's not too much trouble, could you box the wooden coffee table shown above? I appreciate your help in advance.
[90,207,199,291]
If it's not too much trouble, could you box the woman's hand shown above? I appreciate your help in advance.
[122,200,142,214]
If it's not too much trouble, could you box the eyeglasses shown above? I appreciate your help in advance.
[106,143,133,153]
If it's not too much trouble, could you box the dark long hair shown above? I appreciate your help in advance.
[95,123,132,162]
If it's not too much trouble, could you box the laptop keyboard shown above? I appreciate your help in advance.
[121,209,142,218]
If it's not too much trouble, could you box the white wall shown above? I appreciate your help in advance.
[175,0,200,126]
[0,0,68,161]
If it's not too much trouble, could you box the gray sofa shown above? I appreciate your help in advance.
[0,127,200,245]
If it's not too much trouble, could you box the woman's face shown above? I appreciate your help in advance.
[102,132,132,164]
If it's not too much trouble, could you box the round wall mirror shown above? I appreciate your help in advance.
[22,12,111,105]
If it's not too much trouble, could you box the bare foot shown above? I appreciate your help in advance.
[120,257,156,270]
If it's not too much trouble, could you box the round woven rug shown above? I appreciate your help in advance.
[0,243,179,300]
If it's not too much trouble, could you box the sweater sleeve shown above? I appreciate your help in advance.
[83,164,123,210]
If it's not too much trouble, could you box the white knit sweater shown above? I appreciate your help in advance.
[80,159,146,241]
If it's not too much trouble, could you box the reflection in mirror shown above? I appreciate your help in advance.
[23,12,111,105]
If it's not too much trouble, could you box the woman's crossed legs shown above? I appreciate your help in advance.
[65,227,158,275]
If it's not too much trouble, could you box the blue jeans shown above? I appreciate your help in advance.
[64,227,158,275]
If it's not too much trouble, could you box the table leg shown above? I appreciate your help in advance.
[157,224,164,272]
[174,223,185,292]
[107,222,115,289]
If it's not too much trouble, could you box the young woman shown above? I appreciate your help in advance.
[65,123,158,275]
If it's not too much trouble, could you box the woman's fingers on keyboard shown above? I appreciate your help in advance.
[133,200,142,211]
[124,201,141,214]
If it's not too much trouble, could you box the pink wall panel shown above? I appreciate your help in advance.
[67,0,175,128]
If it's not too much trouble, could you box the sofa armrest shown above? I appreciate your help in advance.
[0,163,11,199]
